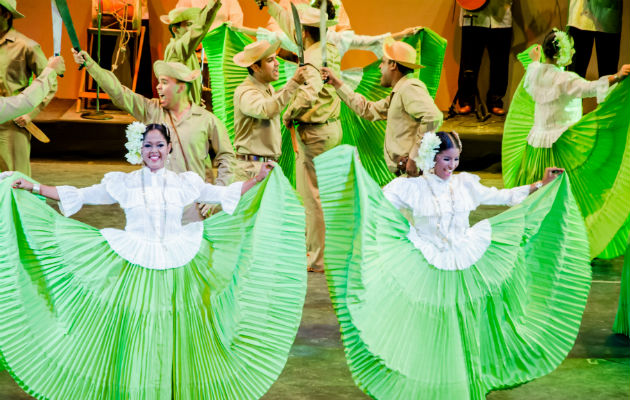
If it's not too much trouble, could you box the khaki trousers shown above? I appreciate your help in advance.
[295,121,342,270]
[233,159,264,182]
[0,124,31,175]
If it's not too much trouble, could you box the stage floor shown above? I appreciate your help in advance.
[0,160,628,400]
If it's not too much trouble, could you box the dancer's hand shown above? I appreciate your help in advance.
[282,113,292,129]
[292,66,308,85]
[255,161,275,182]
[406,157,419,177]
[614,64,630,83]
[529,45,542,62]
[11,177,34,192]
[47,56,66,76]
[542,167,564,185]
[198,203,214,219]
[392,26,422,40]
[320,67,342,89]
[71,49,93,68]
[13,114,31,128]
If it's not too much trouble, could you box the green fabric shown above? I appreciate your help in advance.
[0,169,307,400]
[315,145,591,400]
[502,53,630,259]
[202,24,447,187]
[613,236,630,336]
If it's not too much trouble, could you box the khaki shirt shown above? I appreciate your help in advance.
[164,3,218,105]
[0,28,57,121]
[86,62,235,185]
[284,42,341,124]
[266,0,352,33]
[175,0,244,30]
[233,75,299,157]
[337,75,443,172]
[459,0,512,28]
[568,0,622,34]
[0,67,56,124]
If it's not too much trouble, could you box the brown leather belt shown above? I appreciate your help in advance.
[293,118,339,127]
[236,154,277,162]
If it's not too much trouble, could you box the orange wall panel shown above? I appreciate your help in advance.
[12,0,630,110]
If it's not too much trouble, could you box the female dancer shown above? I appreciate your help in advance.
[314,132,591,399]
[0,123,307,399]
[502,28,630,258]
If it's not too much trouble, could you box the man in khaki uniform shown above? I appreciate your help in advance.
[321,39,443,176]
[176,0,245,31]
[161,0,221,105]
[271,3,342,272]
[232,40,306,180]
[72,50,235,219]
[0,0,58,175]
[0,56,64,124]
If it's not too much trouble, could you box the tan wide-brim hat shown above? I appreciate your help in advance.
[160,7,201,25]
[0,0,24,19]
[296,4,337,28]
[382,38,424,70]
[153,60,201,82]
[233,40,281,68]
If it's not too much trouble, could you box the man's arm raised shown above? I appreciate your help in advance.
[72,49,159,122]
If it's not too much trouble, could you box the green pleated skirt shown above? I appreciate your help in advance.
[503,73,630,259]
[0,169,307,400]
[315,145,591,400]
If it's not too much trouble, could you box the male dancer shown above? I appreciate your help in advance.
[232,40,306,180]
[161,0,221,104]
[0,56,64,124]
[0,0,58,175]
[321,39,442,176]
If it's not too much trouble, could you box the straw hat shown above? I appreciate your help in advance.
[233,40,281,68]
[382,38,424,70]
[0,0,24,19]
[296,4,337,28]
[153,60,201,82]
[160,7,200,25]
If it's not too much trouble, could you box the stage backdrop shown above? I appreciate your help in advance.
[13,0,630,110]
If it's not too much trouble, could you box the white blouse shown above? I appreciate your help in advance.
[524,61,612,148]
[56,167,243,270]
[383,173,530,271]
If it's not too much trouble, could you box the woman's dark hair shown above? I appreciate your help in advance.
[436,131,462,153]
[542,30,561,61]
[143,123,173,152]
[304,25,321,43]
[303,1,336,43]
[310,0,336,20]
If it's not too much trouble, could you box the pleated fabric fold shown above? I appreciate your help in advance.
[0,168,307,400]
[613,237,630,336]
[202,23,447,187]
[315,145,591,400]
[502,51,630,259]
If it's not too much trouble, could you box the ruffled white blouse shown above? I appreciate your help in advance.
[524,61,613,148]
[383,173,530,271]
[56,167,243,270]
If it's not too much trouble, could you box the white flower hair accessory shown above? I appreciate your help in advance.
[552,28,575,67]
[414,131,441,173]
[124,121,146,165]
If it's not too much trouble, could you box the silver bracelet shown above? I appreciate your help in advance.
[32,183,40,195]
[534,181,543,190]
